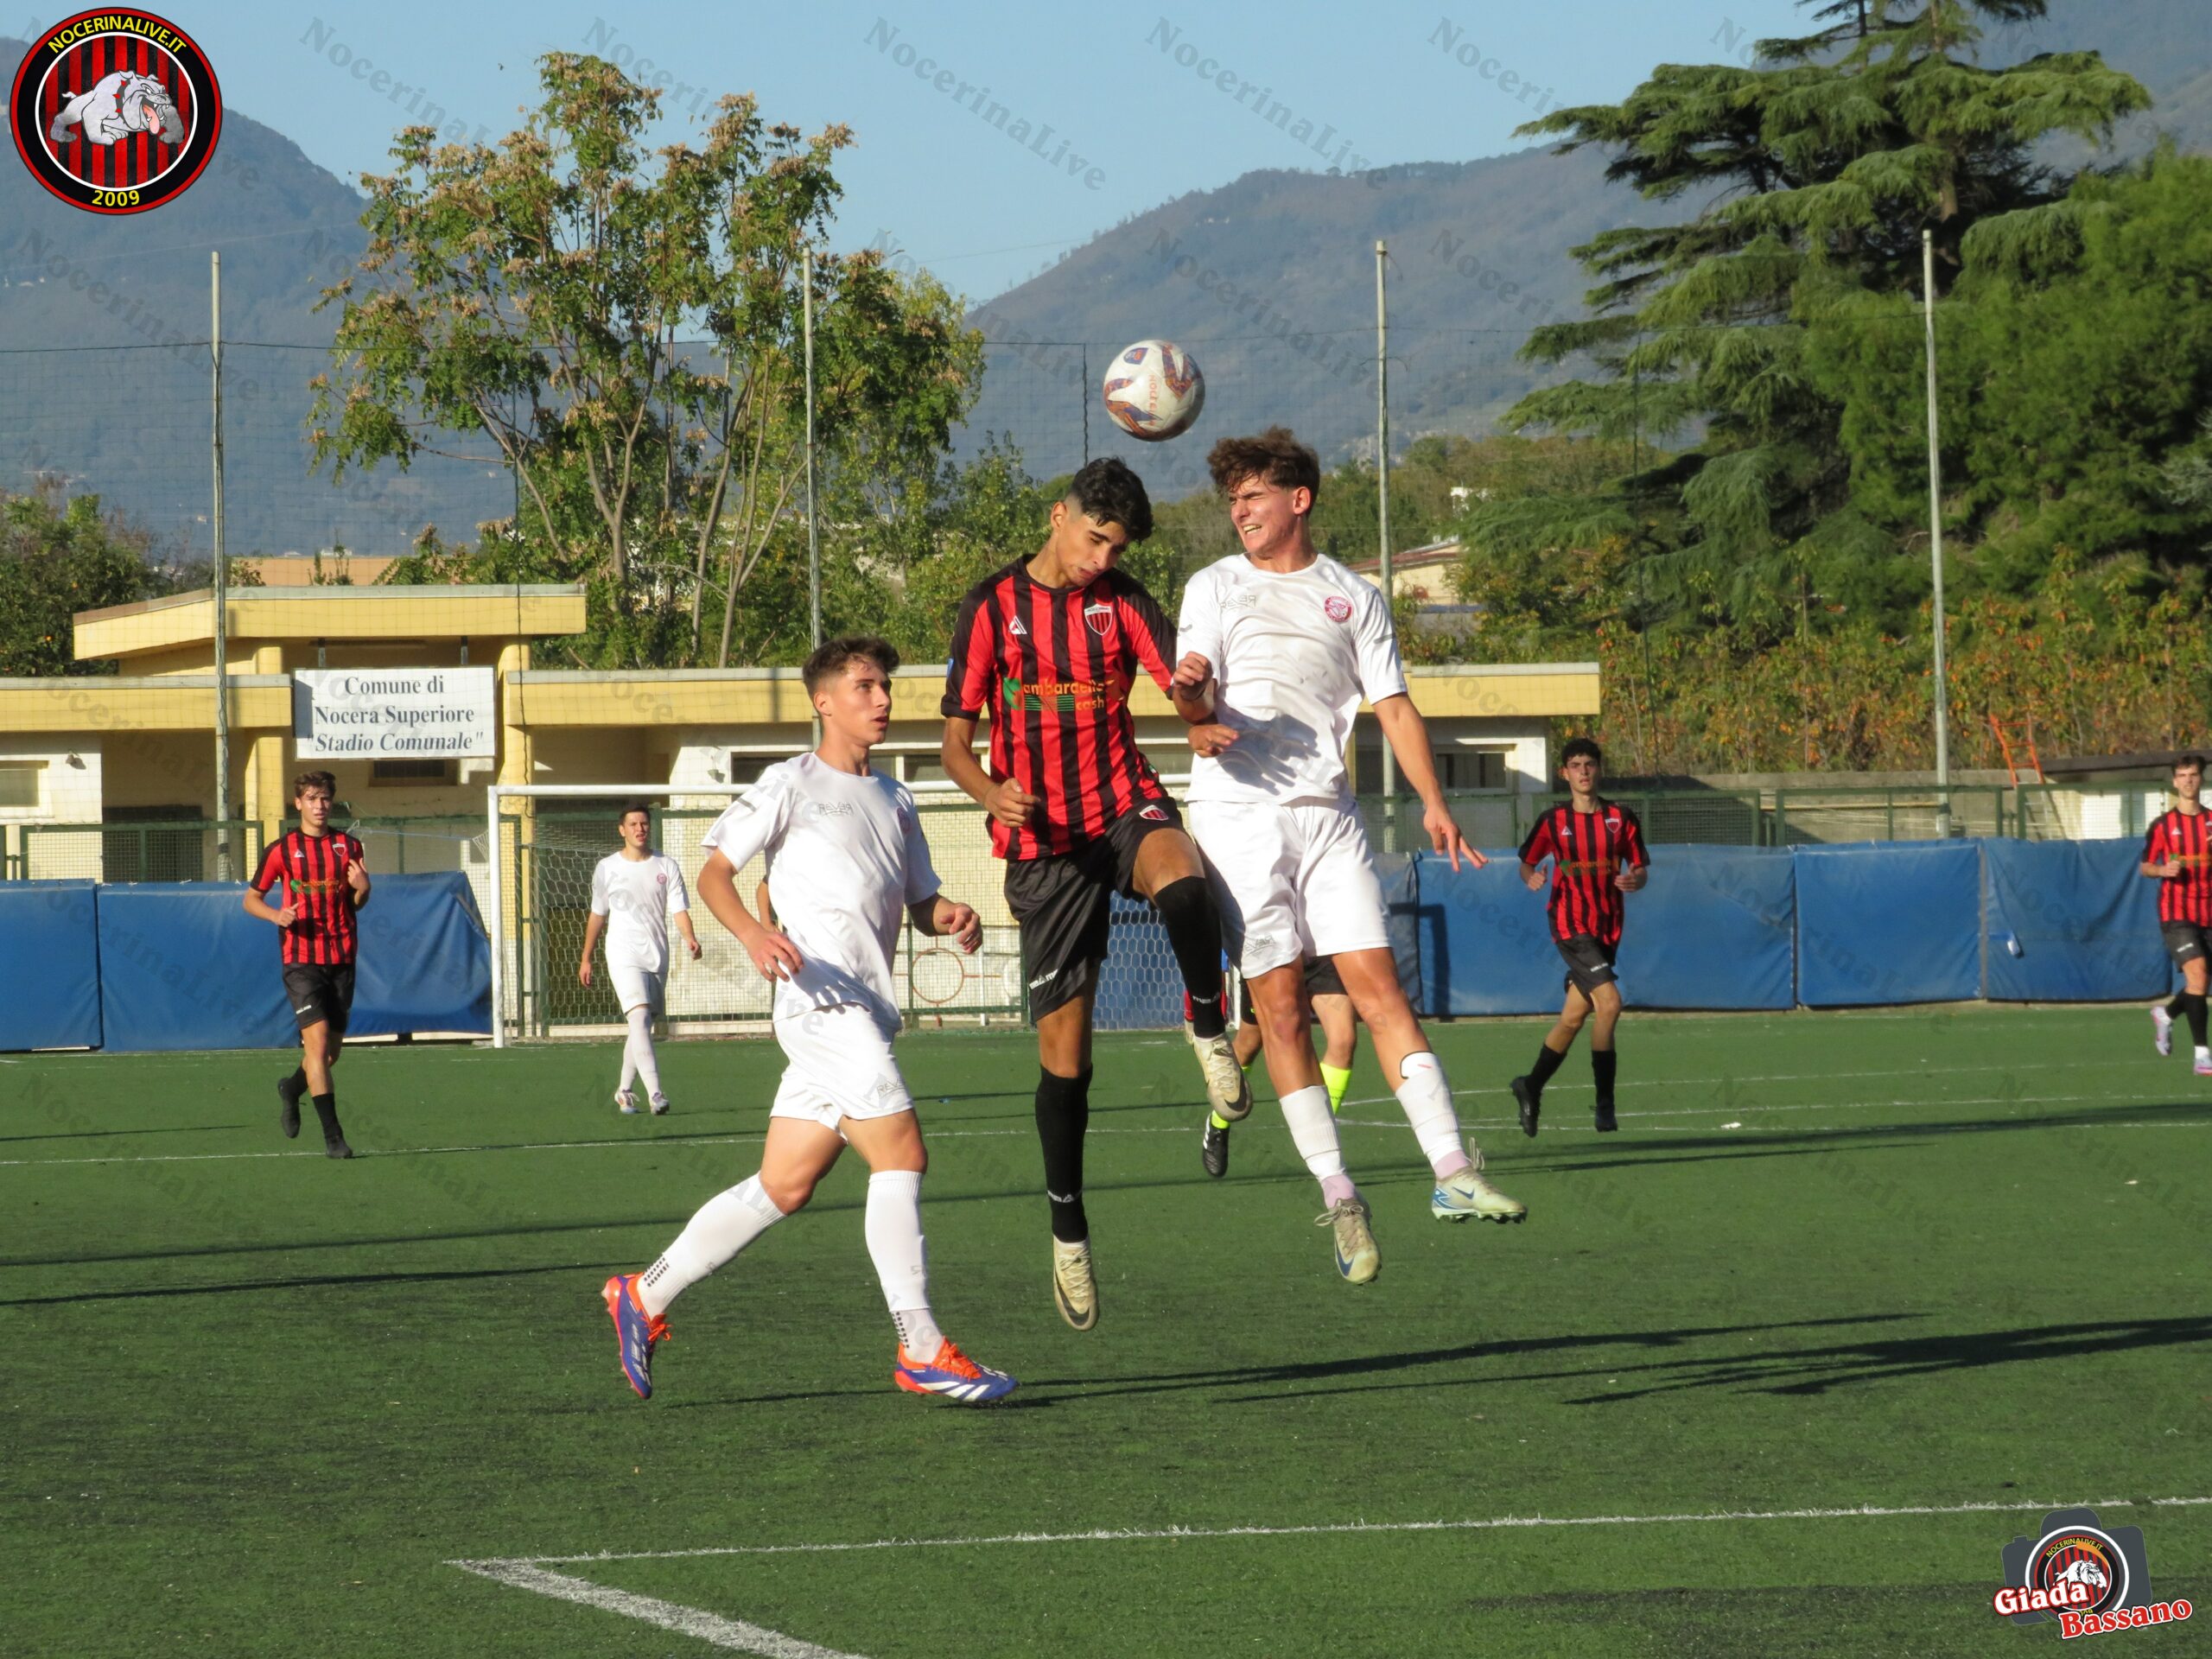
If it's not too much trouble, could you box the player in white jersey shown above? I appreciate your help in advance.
[579,804,700,1116]
[1171,427,1526,1285]
[601,638,1016,1406]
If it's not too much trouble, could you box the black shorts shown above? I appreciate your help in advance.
[1237,956,1347,1023]
[1005,799,1184,1022]
[282,963,355,1036]
[2162,922,2209,972]
[1556,935,1619,999]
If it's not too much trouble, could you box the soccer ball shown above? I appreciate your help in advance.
[1101,340,1205,442]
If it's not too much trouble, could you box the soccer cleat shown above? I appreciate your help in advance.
[1200,1115,1230,1179]
[2152,1004,2174,1057]
[1432,1165,1527,1224]
[615,1089,641,1116]
[1318,1194,1380,1284]
[648,1093,671,1116]
[1593,1102,1619,1133]
[1512,1075,1541,1138]
[323,1135,354,1160]
[2197,1050,2212,1078]
[1051,1237,1099,1332]
[276,1073,304,1140]
[601,1273,670,1400]
[893,1338,1018,1405]
[1186,1022,1253,1122]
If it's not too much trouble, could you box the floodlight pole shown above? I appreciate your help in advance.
[211,250,232,880]
[803,244,823,747]
[1375,240,1397,817]
[1923,230,1952,823]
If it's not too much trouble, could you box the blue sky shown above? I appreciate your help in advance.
[184,0,1811,299]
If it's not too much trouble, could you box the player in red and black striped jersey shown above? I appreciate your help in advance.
[243,771,370,1156]
[2141,752,2211,1075]
[1510,739,1649,1135]
[940,458,1236,1332]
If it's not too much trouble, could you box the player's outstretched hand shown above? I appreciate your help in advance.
[747,927,804,982]
[1186,722,1238,758]
[1425,803,1485,871]
[1617,865,1648,892]
[578,960,594,988]
[985,779,1039,829]
[938,900,982,955]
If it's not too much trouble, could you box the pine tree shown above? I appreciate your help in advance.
[1478,0,2148,634]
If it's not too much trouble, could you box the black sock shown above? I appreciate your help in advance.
[2167,991,2189,1018]
[311,1092,343,1140]
[1527,1041,1567,1095]
[1034,1067,1092,1243]
[1153,876,1226,1038]
[282,1065,306,1095]
[1592,1048,1618,1108]
[2188,994,2209,1049]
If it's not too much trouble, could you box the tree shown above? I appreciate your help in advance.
[310,54,982,668]
[1490,0,2149,634]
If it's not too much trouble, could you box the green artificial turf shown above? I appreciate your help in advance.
[2,1006,2207,1656]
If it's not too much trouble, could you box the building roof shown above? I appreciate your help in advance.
[74,584,588,664]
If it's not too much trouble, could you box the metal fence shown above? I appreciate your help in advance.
[10,818,264,882]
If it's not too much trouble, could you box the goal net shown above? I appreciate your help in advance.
[482,780,1190,1046]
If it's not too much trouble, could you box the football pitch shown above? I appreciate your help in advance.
[4,1007,2208,1656]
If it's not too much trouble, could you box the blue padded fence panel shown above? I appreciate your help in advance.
[1983,838,2171,1002]
[97,883,295,1052]
[1794,842,1982,1007]
[0,881,102,1051]
[1617,846,1796,1011]
[1414,850,1579,1016]
[349,873,492,1037]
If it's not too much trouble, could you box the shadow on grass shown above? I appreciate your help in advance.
[0,1122,251,1146]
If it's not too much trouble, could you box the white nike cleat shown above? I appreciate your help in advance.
[1185,1022,1253,1122]
[1432,1164,1528,1224]
[2197,1047,2212,1078]
[1052,1236,1098,1332]
[1318,1195,1380,1284]
[2152,1004,2173,1057]
[648,1092,671,1116]
[615,1089,641,1116]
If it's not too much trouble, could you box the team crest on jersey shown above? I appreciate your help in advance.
[10,10,222,214]
[1084,602,1116,637]
[1321,594,1354,623]
[1138,804,1169,823]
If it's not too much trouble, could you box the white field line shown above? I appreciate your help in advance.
[3,1090,2206,1170]
[450,1560,863,1658]
[465,1495,2212,1570]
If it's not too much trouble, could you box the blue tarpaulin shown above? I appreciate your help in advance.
[1795,842,1983,1007]
[0,881,101,1051]
[1982,837,2171,1002]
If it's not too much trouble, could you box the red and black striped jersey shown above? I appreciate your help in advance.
[2144,808,2212,926]
[1518,798,1649,948]
[251,830,364,965]
[942,560,1178,860]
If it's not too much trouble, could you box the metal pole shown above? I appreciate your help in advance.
[212,251,231,880]
[487,784,505,1049]
[1923,230,1952,820]
[803,245,822,746]
[1375,240,1397,812]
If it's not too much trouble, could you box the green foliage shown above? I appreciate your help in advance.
[315,53,982,668]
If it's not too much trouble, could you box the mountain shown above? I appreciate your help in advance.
[963,0,2212,489]
[0,34,510,558]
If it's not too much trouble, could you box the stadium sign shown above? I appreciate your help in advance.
[292,668,495,760]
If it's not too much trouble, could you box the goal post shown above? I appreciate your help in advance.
[484,780,1039,1047]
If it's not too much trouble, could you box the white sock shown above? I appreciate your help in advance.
[865,1170,943,1359]
[1395,1051,1471,1179]
[638,1173,784,1317]
[626,1004,664,1100]
[617,1013,640,1095]
[1280,1083,1350,1199]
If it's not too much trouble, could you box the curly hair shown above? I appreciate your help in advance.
[1206,426,1321,503]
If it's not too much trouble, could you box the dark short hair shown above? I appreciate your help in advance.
[1207,426,1321,503]
[1064,457,1153,543]
[802,635,899,696]
[292,770,337,799]
[1560,737,1603,768]
[617,801,653,824]
[2176,753,2207,774]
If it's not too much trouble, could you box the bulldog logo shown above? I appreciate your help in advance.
[10,10,221,213]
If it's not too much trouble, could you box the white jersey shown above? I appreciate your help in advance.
[589,850,689,975]
[699,753,939,1033]
[1177,551,1408,807]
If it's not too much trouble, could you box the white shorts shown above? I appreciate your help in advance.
[769,1003,915,1131]
[608,963,666,1016]
[1187,799,1390,979]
